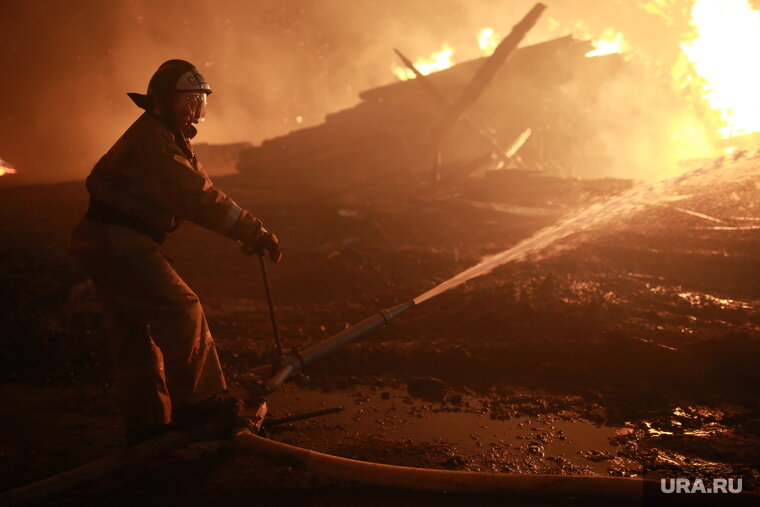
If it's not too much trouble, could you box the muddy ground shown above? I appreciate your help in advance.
[0,154,758,505]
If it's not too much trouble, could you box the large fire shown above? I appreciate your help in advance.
[392,0,760,155]
[0,157,17,177]
[680,0,760,138]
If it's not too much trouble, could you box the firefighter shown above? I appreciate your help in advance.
[70,59,280,444]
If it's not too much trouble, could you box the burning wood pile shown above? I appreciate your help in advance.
[237,35,626,192]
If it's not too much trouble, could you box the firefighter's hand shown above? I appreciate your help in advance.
[242,228,283,263]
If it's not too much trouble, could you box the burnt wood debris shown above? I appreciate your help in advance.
[237,34,626,197]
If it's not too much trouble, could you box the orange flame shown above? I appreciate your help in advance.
[680,0,760,138]
[0,158,17,176]
[392,28,502,80]
[393,44,455,81]
[477,28,500,56]
[586,29,628,57]
[389,1,759,161]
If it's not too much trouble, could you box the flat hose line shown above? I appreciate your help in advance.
[234,429,760,504]
[4,424,757,505]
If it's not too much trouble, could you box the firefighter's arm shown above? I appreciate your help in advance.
[133,134,264,244]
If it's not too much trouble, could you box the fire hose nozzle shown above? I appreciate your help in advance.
[380,301,416,323]
[263,300,416,394]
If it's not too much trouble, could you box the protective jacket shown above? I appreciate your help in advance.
[83,111,257,244]
[70,111,260,437]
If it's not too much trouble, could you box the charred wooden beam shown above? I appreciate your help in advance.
[432,3,546,144]
[394,48,512,167]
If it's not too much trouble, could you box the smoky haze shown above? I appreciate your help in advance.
[2,0,707,184]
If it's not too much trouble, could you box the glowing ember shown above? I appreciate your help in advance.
[477,28,500,56]
[585,29,627,57]
[0,157,17,176]
[393,44,454,81]
[680,0,760,138]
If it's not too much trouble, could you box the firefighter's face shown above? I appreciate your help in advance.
[172,91,208,127]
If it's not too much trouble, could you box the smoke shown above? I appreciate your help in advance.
[0,0,476,182]
[0,0,741,184]
[553,56,715,180]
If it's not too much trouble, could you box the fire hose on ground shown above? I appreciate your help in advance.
[0,301,410,507]
[237,298,760,505]
[234,430,758,504]
[235,428,645,499]
[4,298,759,505]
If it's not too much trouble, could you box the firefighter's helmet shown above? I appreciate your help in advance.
[128,60,211,123]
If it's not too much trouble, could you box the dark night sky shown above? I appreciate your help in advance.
[1,0,710,184]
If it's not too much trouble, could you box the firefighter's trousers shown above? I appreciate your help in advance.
[71,218,226,433]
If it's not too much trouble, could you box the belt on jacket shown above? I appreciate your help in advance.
[86,198,168,244]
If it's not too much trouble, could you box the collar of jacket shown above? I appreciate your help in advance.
[146,111,197,140]
[140,112,197,159]
[182,124,198,139]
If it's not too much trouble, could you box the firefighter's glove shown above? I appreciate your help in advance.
[229,211,282,263]
[242,227,283,263]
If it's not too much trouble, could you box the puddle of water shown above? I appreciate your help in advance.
[264,384,630,474]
